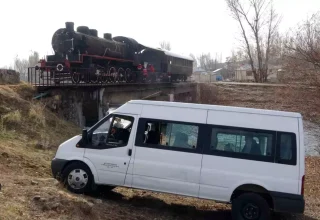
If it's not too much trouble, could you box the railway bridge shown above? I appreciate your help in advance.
[28,69,197,127]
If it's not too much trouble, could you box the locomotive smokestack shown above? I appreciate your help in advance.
[65,22,74,32]
[104,33,112,40]
[89,29,98,37]
[77,26,90,35]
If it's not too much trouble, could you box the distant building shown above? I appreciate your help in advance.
[193,67,207,74]
[0,69,20,84]
[234,64,282,82]
[192,67,226,82]
[234,64,255,81]
[211,68,224,81]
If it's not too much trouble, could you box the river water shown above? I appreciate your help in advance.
[304,121,320,156]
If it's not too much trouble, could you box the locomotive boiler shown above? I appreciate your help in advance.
[51,22,140,61]
[37,22,193,84]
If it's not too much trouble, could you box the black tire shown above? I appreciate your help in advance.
[98,185,116,192]
[62,162,95,194]
[232,193,271,220]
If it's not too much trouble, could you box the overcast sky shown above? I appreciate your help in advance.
[0,0,319,67]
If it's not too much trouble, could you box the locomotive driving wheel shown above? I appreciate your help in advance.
[109,67,117,83]
[100,70,109,84]
[90,70,99,84]
[125,68,132,83]
[71,72,80,84]
[118,68,125,82]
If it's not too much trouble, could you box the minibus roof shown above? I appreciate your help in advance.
[127,100,302,118]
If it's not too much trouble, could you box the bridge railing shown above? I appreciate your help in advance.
[27,67,193,87]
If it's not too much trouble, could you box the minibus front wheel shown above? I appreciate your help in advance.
[61,162,95,194]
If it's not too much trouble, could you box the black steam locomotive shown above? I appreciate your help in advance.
[37,22,193,84]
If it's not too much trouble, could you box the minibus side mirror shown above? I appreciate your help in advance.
[82,129,88,144]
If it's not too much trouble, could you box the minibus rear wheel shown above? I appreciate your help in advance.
[62,162,95,194]
[232,193,270,220]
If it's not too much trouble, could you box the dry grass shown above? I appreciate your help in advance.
[0,145,318,220]
[198,83,320,123]
[0,84,80,148]
[0,83,319,220]
[1,110,22,133]
[2,110,22,124]
[28,103,46,127]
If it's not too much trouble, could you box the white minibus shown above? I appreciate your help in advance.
[51,100,305,220]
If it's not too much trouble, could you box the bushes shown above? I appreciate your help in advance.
[0,103,46,132]
[1,110,22,130]
[28,103,46,128]
[0,83,80,148]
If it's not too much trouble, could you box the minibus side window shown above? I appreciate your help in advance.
[276,132,297,165]
[215,133,245,152]
[208,127,275,162]
[280,134,293,160]
[166,123,198,149]
[137,119,200,151]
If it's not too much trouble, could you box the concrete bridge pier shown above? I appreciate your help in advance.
[41,83,197,128]
[169,93,174,102]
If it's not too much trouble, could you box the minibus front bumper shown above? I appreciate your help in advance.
[271,191,305,214]
[51,158,68,180]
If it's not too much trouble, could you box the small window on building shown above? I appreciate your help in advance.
[246,71,253,76]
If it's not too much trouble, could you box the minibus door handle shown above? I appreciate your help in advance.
[128,149,132,156]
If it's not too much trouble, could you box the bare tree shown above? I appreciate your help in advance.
[0,65,14,70]
[28,51,39,67]
[197,53,219,71]
[159,41,171,51]
[189,53,198,69]
[14,51,40,81]
[14,57,29,81]
[284,12,320,68]
[269,32,284,64]
[225,50,243,79]
[226,0,281,82]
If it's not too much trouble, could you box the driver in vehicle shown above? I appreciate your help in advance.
[113,117,124,128]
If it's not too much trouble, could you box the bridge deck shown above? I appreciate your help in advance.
[28,67,192,91]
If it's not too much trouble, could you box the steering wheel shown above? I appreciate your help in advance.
[108,127,118,141]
